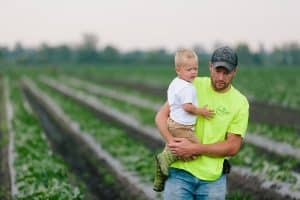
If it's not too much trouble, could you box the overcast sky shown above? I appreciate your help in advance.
[1,0,299,52]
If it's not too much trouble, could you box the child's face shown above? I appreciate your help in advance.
[176,59,198,82]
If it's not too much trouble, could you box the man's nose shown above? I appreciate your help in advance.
[217,72,224,80]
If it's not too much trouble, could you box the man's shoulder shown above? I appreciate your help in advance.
[193,76,210,85]
[193,77,210,93]
[231,86,249,107]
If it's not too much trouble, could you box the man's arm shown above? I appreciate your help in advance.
[168,133,243,158]
[155,101,174,144]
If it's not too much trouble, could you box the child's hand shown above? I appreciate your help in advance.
[199,105,215,119]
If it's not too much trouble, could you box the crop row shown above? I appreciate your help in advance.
[0,75,10,200]
[4,77,83,199]
[22,77,158,200]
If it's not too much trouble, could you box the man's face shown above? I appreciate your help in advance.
[209,63,236,92]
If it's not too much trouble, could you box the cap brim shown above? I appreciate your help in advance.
[212,61,235,71]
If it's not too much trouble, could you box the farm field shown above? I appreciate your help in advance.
[64,65,300,109]
[0,64,299,200]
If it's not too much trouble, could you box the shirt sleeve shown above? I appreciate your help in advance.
[179,85,197,105]
[227,99,249,138]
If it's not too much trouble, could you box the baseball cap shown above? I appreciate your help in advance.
[211,46,238,71]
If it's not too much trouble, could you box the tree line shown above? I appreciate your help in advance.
[0,34,299,67]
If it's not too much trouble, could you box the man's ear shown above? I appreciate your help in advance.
[232,67,238,75]
[209,62,213,72]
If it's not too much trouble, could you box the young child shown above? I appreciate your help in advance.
[153,48,214,192]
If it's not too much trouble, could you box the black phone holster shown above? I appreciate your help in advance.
[222,159,231,174]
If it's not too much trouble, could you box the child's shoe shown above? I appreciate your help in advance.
[157,150,177,176]
[153,156,167,192]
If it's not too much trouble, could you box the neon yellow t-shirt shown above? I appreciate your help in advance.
[171,77,249,181]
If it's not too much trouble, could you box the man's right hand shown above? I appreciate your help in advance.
[168,137,199,159]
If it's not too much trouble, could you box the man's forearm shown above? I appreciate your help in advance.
[193,139,241,157]
[169,133,243,158]
[155,102,173,143]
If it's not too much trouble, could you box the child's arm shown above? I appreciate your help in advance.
[183,103,215,118]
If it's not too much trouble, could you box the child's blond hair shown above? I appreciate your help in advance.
[174,49,198,68]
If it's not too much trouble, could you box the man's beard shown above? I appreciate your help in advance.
[211,78,230,92]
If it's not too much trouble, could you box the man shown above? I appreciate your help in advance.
[155,46,249,200]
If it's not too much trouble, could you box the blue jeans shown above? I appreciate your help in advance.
[163,168,226,200]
